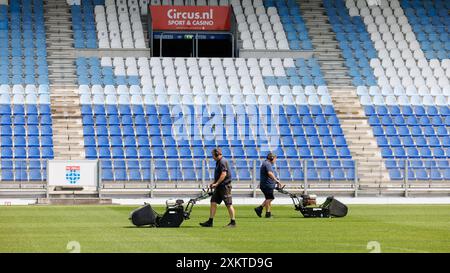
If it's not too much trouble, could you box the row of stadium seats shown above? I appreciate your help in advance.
[85,144,352,159]
[0,84,50,94]
[0,160,48,181]
[0,123,53,135]
[79,92,333,105]
[0,94,51,104]
[80,103,340,116]
[357,84,450,97]
[388,168,450,180]
[359,94,449,106]
[0,147,53,158]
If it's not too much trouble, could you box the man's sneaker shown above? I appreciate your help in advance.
[265,212,272,218]
[254,206,263,217]
[225,222,236,228]
[199,220,213,227]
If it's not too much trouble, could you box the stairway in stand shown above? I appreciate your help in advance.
[44,0,84,160]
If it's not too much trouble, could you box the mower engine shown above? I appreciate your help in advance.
[156,199,187,227]
[166,199,184,209]
[301,194,317,207]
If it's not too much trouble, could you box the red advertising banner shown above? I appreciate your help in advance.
[150,5,231,31]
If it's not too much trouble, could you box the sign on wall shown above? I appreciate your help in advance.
[47,160,99,188]
[150,5,232,31]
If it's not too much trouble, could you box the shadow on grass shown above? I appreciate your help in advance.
[122,225,206,229]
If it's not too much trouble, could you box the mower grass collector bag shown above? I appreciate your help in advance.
[323,197,348,217]
[129,204,159,227]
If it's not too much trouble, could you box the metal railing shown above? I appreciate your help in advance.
[0,159,449,197]
[96,158,450,183]
[0,159,447,185]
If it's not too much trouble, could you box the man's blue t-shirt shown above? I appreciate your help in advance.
[260,160,277,190]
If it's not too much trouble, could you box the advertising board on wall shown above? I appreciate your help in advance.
[150,5,232,31]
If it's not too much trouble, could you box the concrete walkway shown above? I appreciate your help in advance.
[2,197,450,206]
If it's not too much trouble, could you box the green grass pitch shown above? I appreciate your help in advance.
[0,205,449,253]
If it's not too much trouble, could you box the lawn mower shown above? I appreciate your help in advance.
[129,189,213,228]
[276,186,348,218]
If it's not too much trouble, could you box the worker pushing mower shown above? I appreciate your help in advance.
[129,188,213,228]
[276,186,348,218]
[254,152,348,218]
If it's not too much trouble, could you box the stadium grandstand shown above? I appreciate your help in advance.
[0,0,449,203]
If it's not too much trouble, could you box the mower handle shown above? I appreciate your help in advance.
[275,186,304,210]
[276,186,297,198]
[183,189,214,220]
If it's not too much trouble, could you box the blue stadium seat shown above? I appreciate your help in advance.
[128,169,142,181]
[29,169,42,181]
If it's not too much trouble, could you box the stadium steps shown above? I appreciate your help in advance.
[44,0,77,86]
[299,0,390,187]
[44,0,85,160]
[328,86,391,187]
[50,85,85,160]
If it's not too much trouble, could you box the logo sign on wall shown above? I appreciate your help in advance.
[65,166,81,184]
[150,5,232,31]
[48,161,98,188]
